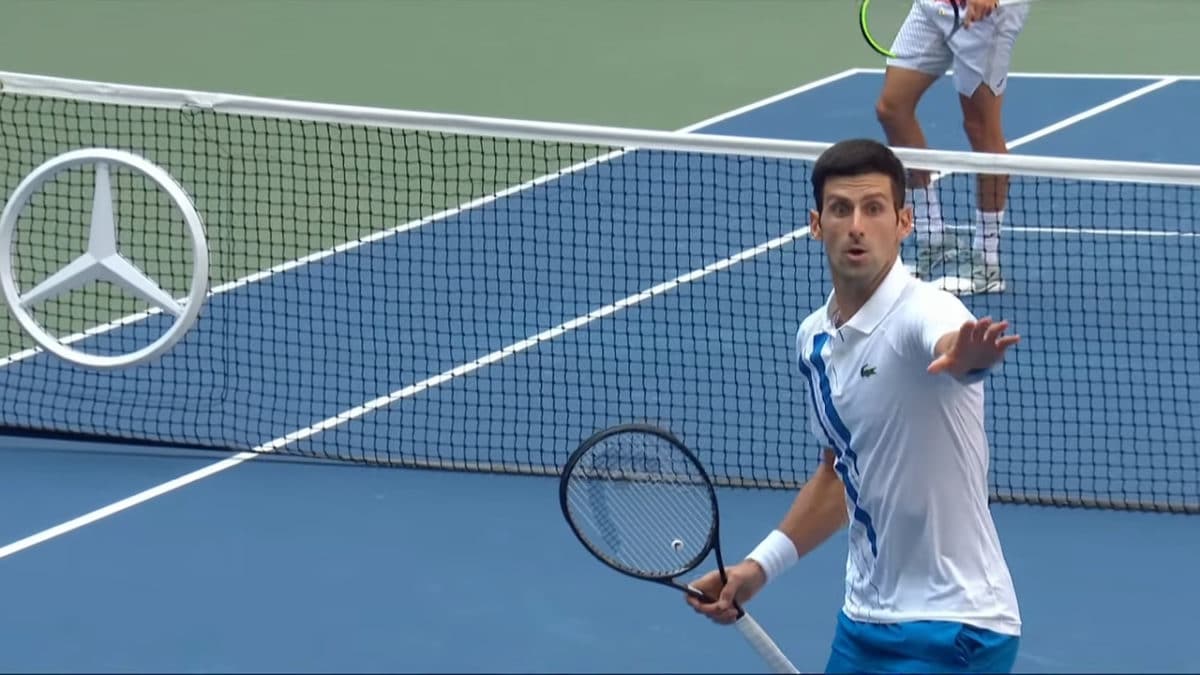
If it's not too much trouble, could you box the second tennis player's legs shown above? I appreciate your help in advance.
[875,2,958,280]
[876,67,945,257]
[959,83,1009,293]
[946,3,1032,294]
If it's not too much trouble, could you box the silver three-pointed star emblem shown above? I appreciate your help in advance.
[0,148,209,370]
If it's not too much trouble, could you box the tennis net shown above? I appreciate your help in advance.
[0,71,1196,513]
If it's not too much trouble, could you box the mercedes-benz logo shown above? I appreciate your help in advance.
[0,148,210,370]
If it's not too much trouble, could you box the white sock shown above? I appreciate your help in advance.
[909,186,945,247]
[974,209,1003,266]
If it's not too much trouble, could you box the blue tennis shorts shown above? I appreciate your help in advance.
[825,611,1020,674]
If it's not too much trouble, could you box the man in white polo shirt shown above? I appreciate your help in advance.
[685,138,1022,673]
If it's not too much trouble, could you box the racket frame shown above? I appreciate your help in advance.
[559,422,801,674]
[859,0,962,59]
[861,0,1037,58]
[558,422,732,604]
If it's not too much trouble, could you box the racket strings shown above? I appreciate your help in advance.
[568,468,711,574]
[570,474,707,573]
[564,434,716,578]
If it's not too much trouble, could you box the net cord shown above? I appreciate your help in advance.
[3,70,1200,187]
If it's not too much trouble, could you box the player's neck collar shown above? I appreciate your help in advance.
[826,256,910,335]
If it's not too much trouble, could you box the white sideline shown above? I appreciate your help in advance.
[0,68,865,560]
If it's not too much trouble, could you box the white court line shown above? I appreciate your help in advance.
[0,221,1187,563]
[0,68,864,560]
[853,67,1200,81]
[1,70,1189,561]
[680,69,867,132]
[0,68,864,368]
[945,224,1196,238]
[931,77,1178,182]
[1001,77,1179,148]
[906,77,1182,278]
[0,227,813,562]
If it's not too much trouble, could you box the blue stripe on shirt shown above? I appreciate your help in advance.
[800,332,879,558]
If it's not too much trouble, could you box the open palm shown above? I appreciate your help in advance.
[928,317,1020,377]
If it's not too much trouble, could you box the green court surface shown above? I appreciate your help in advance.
[1,3,1198,673]
[0,0,1191,349]
[1,0,1196,130]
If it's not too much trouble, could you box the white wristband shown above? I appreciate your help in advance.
[745,529,798,583]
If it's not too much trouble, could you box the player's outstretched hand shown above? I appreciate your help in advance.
[684,560,767,625]
[928,317,1020,377]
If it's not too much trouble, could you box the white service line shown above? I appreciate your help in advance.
[0,69,864,560]
[928,77,1177,184]
[0,68,863,368]
[3,71,1179,561]
[0,224,813,563]
[1003,77,1178,149]
[853,68,1200,81]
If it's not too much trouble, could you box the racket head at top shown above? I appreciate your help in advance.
[558,423,725,593]
[859,0,962,59]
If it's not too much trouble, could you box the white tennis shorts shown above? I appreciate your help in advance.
[888,0,1031,97]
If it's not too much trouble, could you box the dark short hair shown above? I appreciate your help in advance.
[811,138,906,212]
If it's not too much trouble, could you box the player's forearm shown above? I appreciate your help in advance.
[776,453,848,559]
[745,451,847,582]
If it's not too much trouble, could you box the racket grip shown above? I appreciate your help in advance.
[734,612,801,674]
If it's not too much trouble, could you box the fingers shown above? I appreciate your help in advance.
[984,321,1021,351]
[684,571,742,625]
[997,335,1021,349]
[686,570,722,599]
[717,576,744,617]
[962,6,978,29]
[686,594,738,624]
[930,317,1020,375]
[980,319,1004,347]
[970,317,991,343]
[969,317,1019,349]
[962,0,997,29]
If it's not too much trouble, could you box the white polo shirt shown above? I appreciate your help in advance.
[794,257,1021,636]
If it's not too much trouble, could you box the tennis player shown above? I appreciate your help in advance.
[876,0,1032,295]
[685,138,1022,673]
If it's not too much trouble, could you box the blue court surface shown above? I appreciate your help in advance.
[1,69,1198,673]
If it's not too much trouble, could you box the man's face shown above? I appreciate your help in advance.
[809,172,913,284]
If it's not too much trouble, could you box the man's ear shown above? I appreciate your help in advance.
[809,209,822,240]
[898,205,914,238]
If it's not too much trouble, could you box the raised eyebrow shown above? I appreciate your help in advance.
[825,191,891,203]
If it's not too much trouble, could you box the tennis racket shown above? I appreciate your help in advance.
[559,423,800,674]
[859,0,1037,60]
